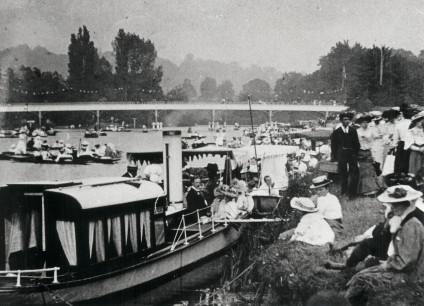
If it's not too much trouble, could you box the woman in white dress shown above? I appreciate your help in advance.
[371,115,386,168]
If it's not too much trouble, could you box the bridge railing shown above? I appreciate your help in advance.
[5,100,341,107]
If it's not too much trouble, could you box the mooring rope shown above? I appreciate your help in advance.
[194,261,256,306]
[39,283,73,306]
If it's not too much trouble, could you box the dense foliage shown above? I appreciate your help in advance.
[4,36,424,126]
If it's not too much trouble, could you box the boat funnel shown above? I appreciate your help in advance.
[163,130,183,204]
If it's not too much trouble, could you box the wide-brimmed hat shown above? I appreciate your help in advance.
[81,141,89,146]
[377,185,422,204]
[356,115,372,124]
[310,175,332,189]
[411,111,424,124]
[382,109,401,121]
[290,197,318,212]
[369,111,383,121]
[339,112,353,120]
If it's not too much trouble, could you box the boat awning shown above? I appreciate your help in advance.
[45,180,165,210]
[233,145,298,165]
[182,146,235,170]
[290,129,332,141]
[127,151,163,164]
[183,146,234,160]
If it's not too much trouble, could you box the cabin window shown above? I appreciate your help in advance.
[4,209,42,270]
[107,216,122,257]
[4,213,22,269]
[124,214,138,253]
[140,210,151,248]
[154,218,165,245]
[56,221,77,266]
[89,220,105,262]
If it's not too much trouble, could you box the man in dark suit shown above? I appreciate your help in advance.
[331,112,360,198]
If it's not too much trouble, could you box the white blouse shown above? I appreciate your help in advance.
[404,127,424,150]
[357,127,375,150]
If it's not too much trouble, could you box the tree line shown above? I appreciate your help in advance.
[2,27,424,112]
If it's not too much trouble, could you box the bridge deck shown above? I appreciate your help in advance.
[0,101,347,112]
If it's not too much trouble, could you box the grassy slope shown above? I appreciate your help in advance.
[255,177,424,305]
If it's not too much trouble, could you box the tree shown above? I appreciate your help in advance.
[199,77,218,101]
[274,72,305,102]
[239,79,272,102]
[217,80,235,101]
[166,79,197,101]
[67,26,98,99]
[113,29,163,101]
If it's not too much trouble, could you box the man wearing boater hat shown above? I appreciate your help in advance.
[331,112,360,198]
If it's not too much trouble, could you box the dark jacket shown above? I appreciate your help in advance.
[331,126,360,161]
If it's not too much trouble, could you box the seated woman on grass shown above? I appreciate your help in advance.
[309,176,343,228]
[345,185,424,303]
[279,197,335,246]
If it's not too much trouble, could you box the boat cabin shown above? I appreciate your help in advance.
[0,178,167,278]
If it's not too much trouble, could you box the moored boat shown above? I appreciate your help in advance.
[0,130,18,138]
[0,131,246,305]
[9,154,90,165]
[84,129,99,138]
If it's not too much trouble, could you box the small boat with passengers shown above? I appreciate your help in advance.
[0,131,248,304]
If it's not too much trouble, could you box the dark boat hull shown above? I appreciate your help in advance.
[10,155,90,165]
[0,223,243,305]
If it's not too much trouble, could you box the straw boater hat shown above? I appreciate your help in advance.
[290,197,318,212]
[377,185,422,204]
[310,175,332,189]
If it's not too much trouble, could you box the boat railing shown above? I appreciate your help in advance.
[170,204,225,251]
[0,267,60,287]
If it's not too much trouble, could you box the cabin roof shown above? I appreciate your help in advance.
[45,179,165,210]
[7,180,82,188]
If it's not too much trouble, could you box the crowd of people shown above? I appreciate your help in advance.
[9,131,120,162]
[331,104,423,199]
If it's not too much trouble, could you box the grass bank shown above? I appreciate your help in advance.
[250,176,424,305]
[218,173,424,305]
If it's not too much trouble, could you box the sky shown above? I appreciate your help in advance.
[1,0,424,73]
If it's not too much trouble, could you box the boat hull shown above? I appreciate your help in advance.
[0,224,242,305]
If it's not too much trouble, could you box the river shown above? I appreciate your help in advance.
[0,125,246,305]
[0,126,246,185]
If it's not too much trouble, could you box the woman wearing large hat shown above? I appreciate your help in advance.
[310,176,343,225]
[356,116,383,196]
[405,111,424,175]
[280,196,335,246]
[346,185,424,303]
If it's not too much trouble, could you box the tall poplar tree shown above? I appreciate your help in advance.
[112,29,163,101]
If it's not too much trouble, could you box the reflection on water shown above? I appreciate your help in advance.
[78,255,230,306]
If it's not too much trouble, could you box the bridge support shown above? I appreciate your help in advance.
[155,109,158,123]
[38,111,42,127]
[269,110,273,123]
[96,110,100,129]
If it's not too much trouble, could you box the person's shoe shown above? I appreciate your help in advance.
[324,260,346,270]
